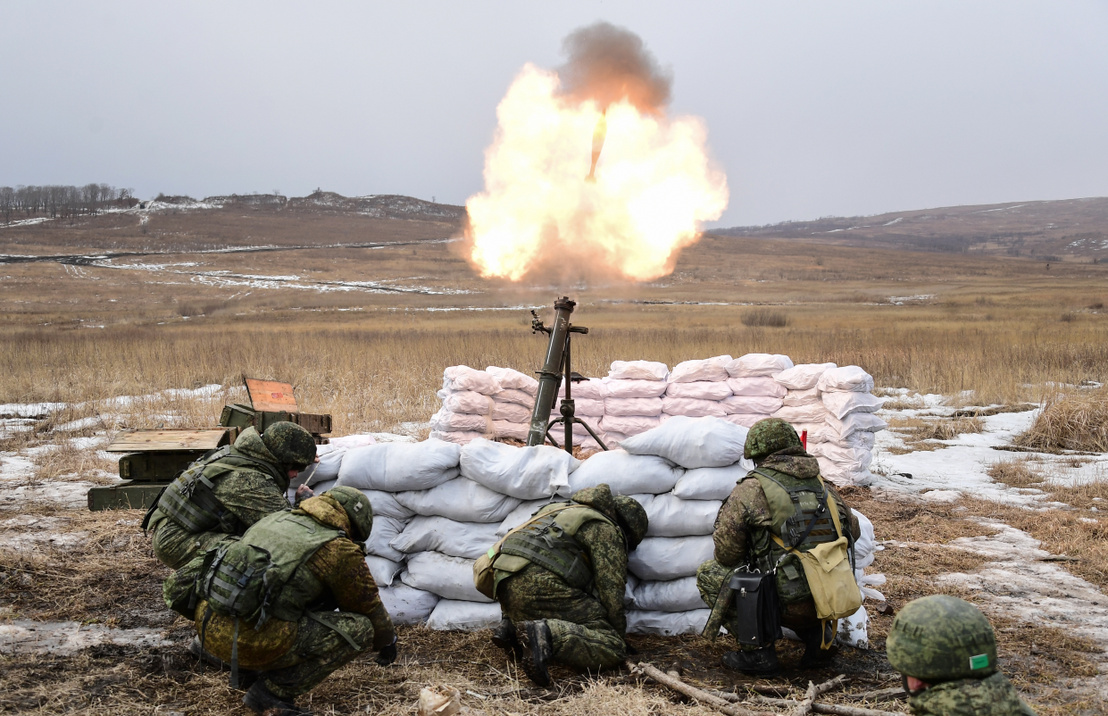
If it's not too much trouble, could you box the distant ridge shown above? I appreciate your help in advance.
[152,190,466,222]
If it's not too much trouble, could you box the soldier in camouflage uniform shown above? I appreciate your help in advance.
[698,417,860,676]
[886,595,1037,716]
[486,483,648,687]
[163,486,397,716]
[145,422,318,569]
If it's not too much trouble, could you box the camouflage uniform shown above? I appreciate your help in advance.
[698,418,859,667]
[165,489,395,704]
[886,594,1036,716]
[147,426,303,569]
[492,484,647,673]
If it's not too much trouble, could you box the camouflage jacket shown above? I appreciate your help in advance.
[712,448,859,569]
[909,672,1037,716]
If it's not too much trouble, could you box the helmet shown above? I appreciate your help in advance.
[886,595,998,682]
[613,495,649,550]
[744,418,802,462]
[261,422,317,470]
[323,486,374,542]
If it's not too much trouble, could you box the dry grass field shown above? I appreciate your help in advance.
[2,199,1107,714]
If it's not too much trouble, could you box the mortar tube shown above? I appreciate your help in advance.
[526,297,576,446]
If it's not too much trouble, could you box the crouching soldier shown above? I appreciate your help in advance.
[887,595,1037,715]
[478,483,648,687]
[163,486,397,716]
[144,422,318,570]
[698,417,861,676]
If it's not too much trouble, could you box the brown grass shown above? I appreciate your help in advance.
[1016,386,1108,452]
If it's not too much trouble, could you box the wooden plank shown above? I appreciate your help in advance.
[245,378,299,412]
[106,428,231,453]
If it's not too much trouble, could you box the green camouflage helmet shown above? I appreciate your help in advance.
[613,495,649,550]
[323,486,374,542]
[886,595,998,682]
[261,421,317,470]
[744,418,803,461]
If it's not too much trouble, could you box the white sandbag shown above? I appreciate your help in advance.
[491,401,531,423]
[438,390,493,415]
[673,461,752,500]
[566,450,682,495]
[627,608,709,635]
[429,430,485,445]
[723,414,763,429]
[390,515,502,560]
[327,434,380,449]
[365,555,404,587]
[836,606,869,648]
[727,353,794,378]
[425,599,502,631]
[661,397,727,418]
[307,477,337,493]
[727,377,787,398]
[492,421,530,441]
[603,431,630,447]
[816,458,873,488]
[669,356,732,383]
[402,551,493,603]
[858,571,887,603]
[394,477,522,523]
[620,416,748,470]
[558,378,608,401]
[600,415,662,436]
[609,360,669,382]
[721,395,784,415]
[775,363,836,390]
[337,439,462,492]
[366,515,407,562]
[827,431,876,450]
[852,511,879,570]
[360,489,416,521]
[300,444,345,486]
[782,388,821,407]
[496,498,555,536]
[604,378,670,398]
[816,365,875,393]
[485,366,538,394]
[429,407,491,434]
[378,584,440,626]
[630,577,704,612]
[605,396,664,417]
[553,397,605,417]
[821,391,884,420]
[792,422,837,444]
[633,493,721,537]
[443,365,501,395]
[809,443,874,473]
[773,403,832,424]
[824,412,888,439]
[495,388,535,407]
[629,536,715,581]
[460,438,577,500]
[666,381,732,401]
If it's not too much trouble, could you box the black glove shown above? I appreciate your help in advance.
[376,636,398,666]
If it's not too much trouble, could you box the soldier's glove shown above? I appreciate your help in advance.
[375,636,398,666]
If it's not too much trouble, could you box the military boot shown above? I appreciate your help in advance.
[491,617,522,659]
[188,636,256,688]
[722,646,780,677]
[243,680,311,716]
[798,626,836,669]
[518,620,553,687]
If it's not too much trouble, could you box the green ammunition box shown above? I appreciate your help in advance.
[87,480,169,511]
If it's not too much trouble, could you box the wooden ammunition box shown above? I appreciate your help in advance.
[87,480,168,511]
[106,428,235,482]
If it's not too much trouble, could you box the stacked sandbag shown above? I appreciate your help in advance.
[772,362,835,441]
[429,366,501,444]
[546,377,609,449]
[663,356,732,420]
[486,366,539,442]
[602,360,669,446]
[811,366,886,486]
[297,434,379,493]
[724,353,792,428]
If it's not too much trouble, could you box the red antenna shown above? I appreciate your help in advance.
[801,429,808,450]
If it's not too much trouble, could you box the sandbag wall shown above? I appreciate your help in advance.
[306,415,884,643]
[430,354,887,487]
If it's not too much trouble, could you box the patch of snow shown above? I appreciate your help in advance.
[0,619,172,655]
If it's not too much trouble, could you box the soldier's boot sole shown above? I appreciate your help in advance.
[491,617,523,659]
[519,620,553,688]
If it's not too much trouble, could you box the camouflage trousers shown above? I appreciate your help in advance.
[498,566,626,671]
[150,515,229,570]
[908,673,1037,716]
[697,559,821,651]
[197,603,375,700]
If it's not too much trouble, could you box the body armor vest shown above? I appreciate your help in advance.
[156,446,286,535]
[201,510,341,627]
[493,503,619,593]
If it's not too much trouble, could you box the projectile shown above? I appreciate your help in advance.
[585,111,607,183]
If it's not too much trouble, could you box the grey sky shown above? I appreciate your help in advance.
[3,1,1107,227]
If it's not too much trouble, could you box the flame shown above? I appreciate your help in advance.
[465,64,728,283]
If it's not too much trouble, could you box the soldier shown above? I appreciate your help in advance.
[698,417,860,676]
[163,486,398,716]
[484,483,648,687]
[144,421,318,570]
[886,595,1037,715]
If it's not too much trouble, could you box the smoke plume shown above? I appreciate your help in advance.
[556,22,672,113]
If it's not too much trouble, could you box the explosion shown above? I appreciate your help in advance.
[464,22,729,283]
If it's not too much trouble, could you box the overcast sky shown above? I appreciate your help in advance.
[3,1,1107,227]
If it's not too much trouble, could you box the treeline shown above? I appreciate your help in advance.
[0,183,137,224]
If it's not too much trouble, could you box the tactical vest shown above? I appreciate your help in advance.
[200,510,341,626]
[155,446,287,535]
[749,467,847,604]
[492,503,620,595]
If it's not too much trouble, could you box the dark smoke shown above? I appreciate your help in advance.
[557,22,672,114]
